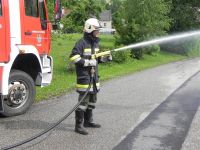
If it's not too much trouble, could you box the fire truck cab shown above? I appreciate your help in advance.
[0,0,54,116]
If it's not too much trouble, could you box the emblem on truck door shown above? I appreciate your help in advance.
[37,34,42,43]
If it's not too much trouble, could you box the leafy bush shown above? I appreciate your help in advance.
[112,50,130,63]
[130,49,143,60]
[130,45,161,59]
[143,45,161,55]
[114,0,171,59]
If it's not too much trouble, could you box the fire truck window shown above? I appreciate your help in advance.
[25,0,39,17]
[39,0,47,30]
[0,0,2,16]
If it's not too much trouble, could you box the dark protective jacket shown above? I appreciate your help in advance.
[70,33,100,93]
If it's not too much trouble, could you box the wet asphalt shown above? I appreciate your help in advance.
[114,70,200,150]
[1,58,200,150]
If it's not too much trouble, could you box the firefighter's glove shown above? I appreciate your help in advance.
[84,59,97,67]
[100,54,112,62]
[108,54,112,61]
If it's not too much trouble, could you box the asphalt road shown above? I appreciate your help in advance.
[1,58,200,150]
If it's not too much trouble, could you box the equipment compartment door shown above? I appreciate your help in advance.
[0,0,9,62]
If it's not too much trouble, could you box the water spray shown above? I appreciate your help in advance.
[94,30,200,58]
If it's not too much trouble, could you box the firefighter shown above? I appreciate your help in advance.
[69,18,111,135]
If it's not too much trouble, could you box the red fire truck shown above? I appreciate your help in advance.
[0,0,60,116]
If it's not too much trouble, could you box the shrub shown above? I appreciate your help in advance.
[143,45,160,55]
[114,0,171,59]
[130,49,143,60]
[112,50,130,63]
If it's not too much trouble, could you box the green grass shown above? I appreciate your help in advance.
[35,34,186,102]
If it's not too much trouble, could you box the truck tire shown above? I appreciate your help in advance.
[1,70,35,117]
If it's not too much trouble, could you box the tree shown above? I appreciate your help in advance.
[114,0,171,58]
[61,0,105,33]
[160,0,200,55]
[46,0,55,21]
[168,0,200,32]
[47,0,106,33]
[110,0,124,29]
[116,0,171,44]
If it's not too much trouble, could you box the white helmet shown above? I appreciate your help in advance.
[84,18,101,33]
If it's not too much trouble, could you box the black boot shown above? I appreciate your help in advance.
[75,110,88,135]
[84,109,101,128]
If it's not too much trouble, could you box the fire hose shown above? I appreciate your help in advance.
[1,68,95,150]
[0,48,126,150]
[0,47,131,150]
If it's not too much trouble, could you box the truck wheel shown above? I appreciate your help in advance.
[1,70,35,117]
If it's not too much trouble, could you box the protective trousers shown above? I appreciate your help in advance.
[78,93,97,111]
[75,93,100,135]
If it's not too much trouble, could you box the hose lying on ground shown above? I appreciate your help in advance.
[1,76,93,150]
